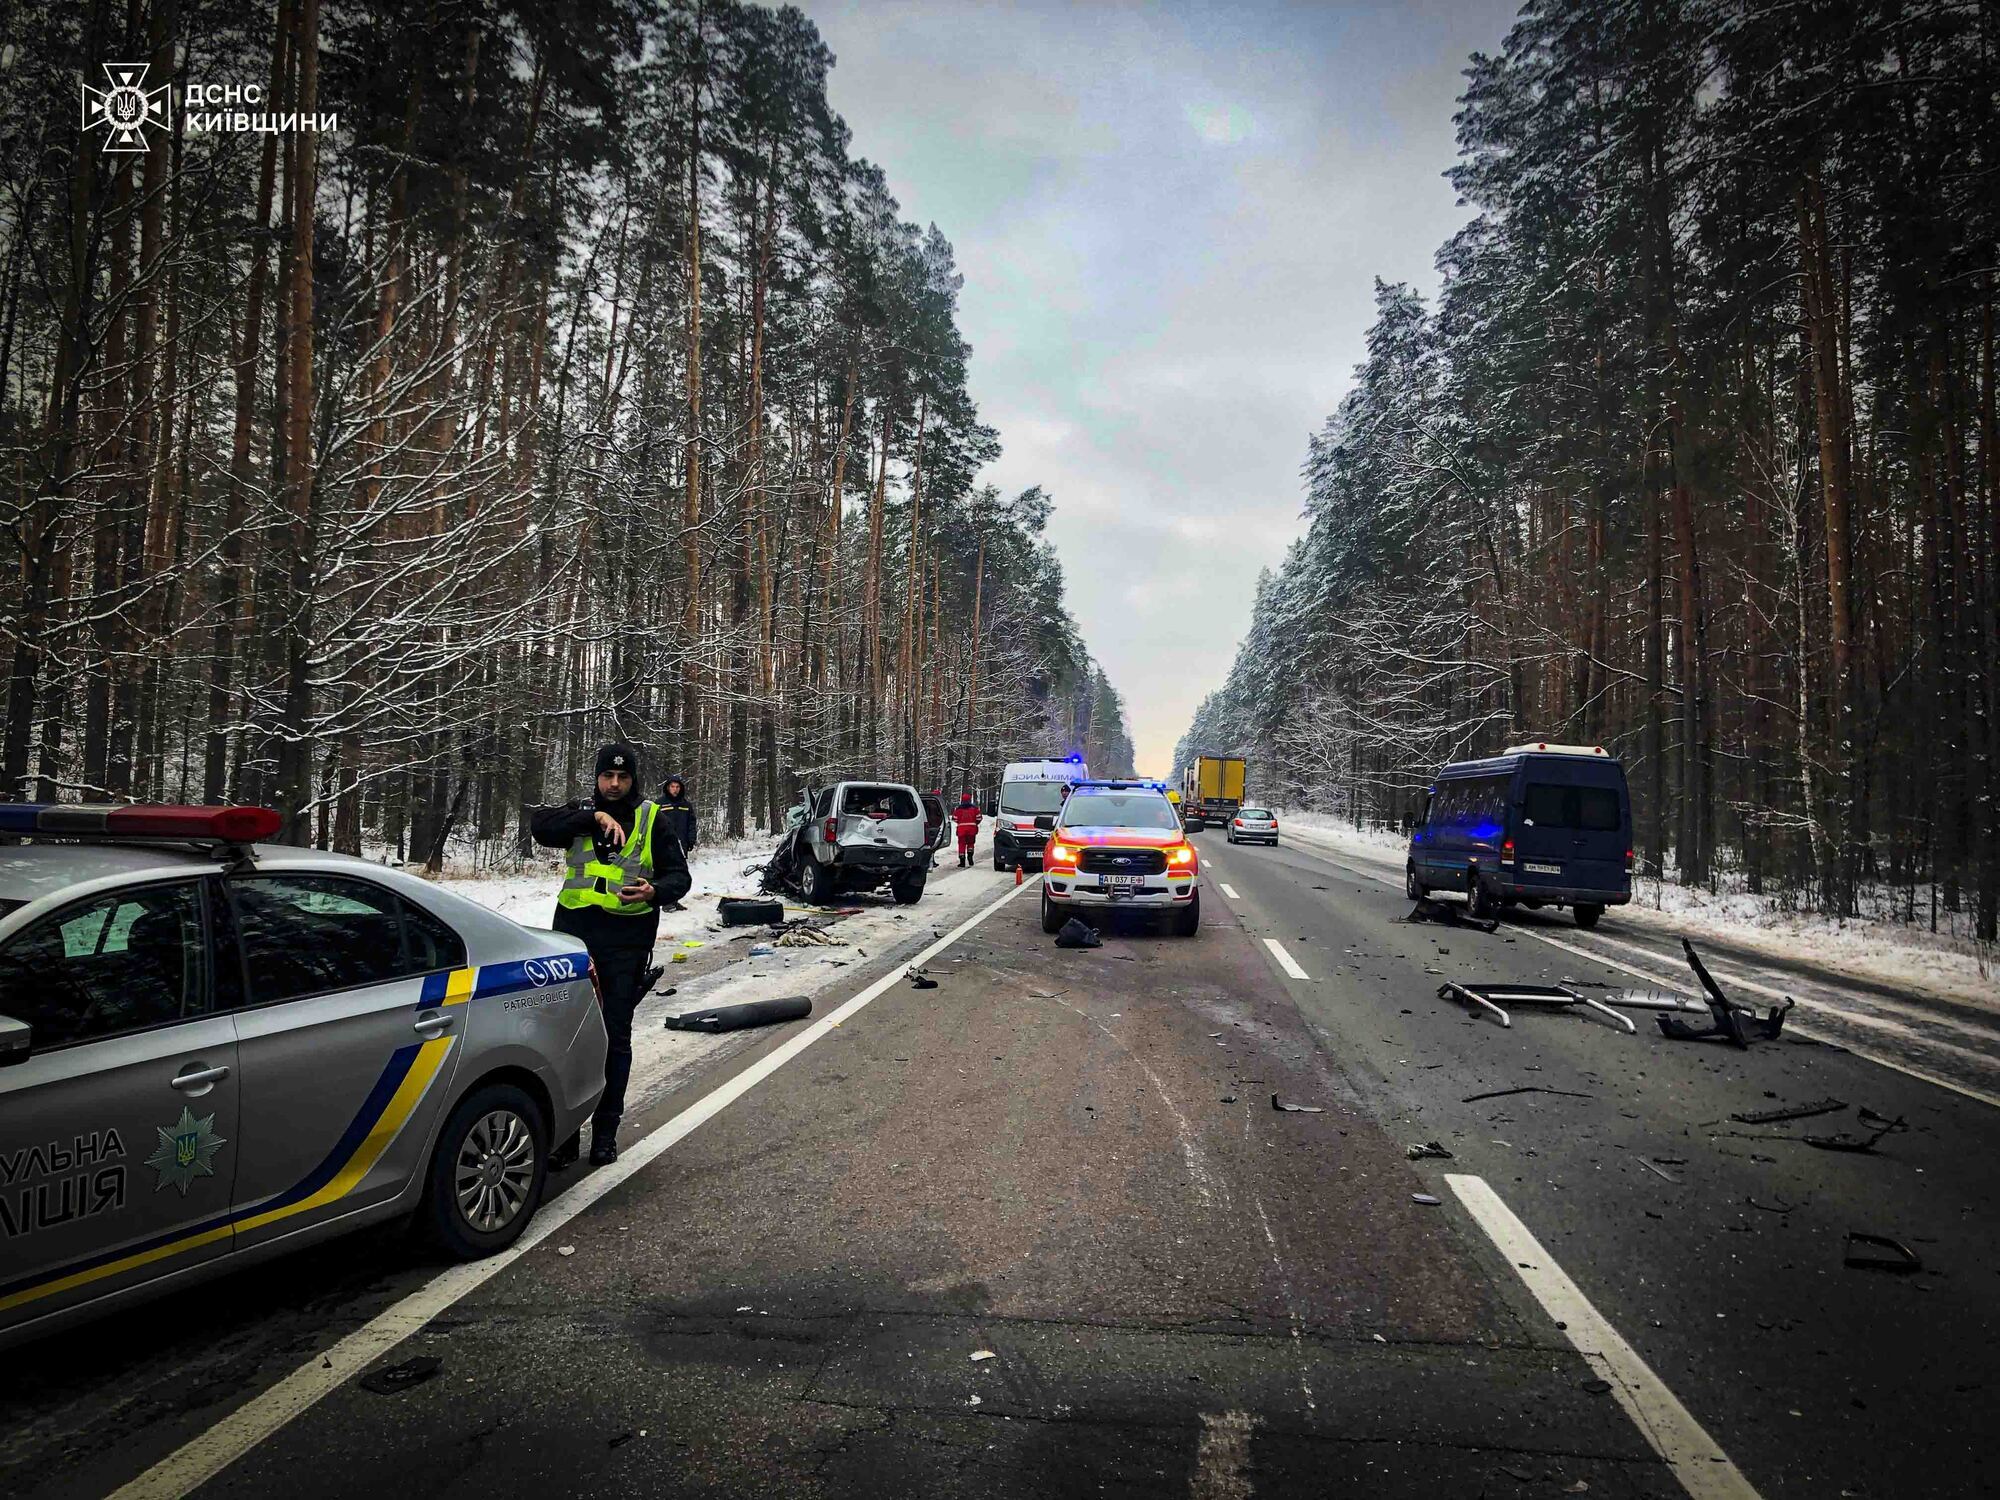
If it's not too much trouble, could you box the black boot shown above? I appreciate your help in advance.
[589,1129,619,1166]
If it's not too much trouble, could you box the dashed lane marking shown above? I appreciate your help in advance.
[1263,938,1310,981]
[1219,883,1240,900]
[1446,1174,1762,1500]
[109,873,1037,1500]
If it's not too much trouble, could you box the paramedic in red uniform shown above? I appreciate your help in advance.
[951,792,982,867]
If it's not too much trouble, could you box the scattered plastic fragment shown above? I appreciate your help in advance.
[1806,1116,1905,1153]
[970,1350,996,1362]
[359,1356,442,1395]
[1579,1378,1612,1394]
[681,939,704,948]
[1633,1156,1679,1184]
[1843,1231,1921,1273]
[557,1244,576,1257]
[1411,1193,1442,1206]
[1656,939,1792,1047]
[1462,1085,1594,1104]
[906,966,939,990]
[1730,1098,1846,1126]
[1406,1141,1455,1161]
[1272,1095,1324,1113]
[747,943,775,957]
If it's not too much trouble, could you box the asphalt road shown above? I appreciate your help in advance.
[5,831,1994,1499]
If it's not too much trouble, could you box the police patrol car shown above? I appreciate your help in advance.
[0,804,608,1348]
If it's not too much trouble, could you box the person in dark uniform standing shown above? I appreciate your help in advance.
[532,742,691,1165]
[656,775,698,856]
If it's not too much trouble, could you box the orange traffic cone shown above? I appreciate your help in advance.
[1014,863,1024,887]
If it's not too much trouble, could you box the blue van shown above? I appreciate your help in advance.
[1405,743,1633,928]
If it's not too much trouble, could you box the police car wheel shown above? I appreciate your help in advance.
[424,1083,548,1260]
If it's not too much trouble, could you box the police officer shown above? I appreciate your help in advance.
[656,775,698,855]
[532,742,691,1166]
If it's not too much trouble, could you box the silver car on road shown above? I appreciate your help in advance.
[0,805,606,1349]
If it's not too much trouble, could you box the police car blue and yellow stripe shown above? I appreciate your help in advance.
[0,953,589,1315]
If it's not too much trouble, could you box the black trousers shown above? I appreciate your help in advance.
[588,946,651,1138]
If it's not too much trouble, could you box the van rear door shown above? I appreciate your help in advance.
[1512,761,1629,898]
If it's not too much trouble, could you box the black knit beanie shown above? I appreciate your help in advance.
[594,742,639,779]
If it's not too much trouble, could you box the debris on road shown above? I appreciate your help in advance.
[907,966,939,990]
[1657,939,1793,1047]
[557,1244,576,1257]
[639,962,667,999]
[1731,1098,1847,1125]
[1462,1085,1595,1104]
[1408,896,1498,934]
[1632,1156,1680,1184]
[1844,1232,1922,1273]
[1437,980,1635,1032]
[1272,1094,1325,1113]
[1411,1193,1442,1206]
[1055,918,1102,949]
[1806,1115,1906,1153]
[664,996,813,1032]
[970,1350,996,1362]
[773,921,843,948]
[718,896,784,926]
[747,942,775,957]
[359,1356,442,1395]
[1406,1140,1455,1160]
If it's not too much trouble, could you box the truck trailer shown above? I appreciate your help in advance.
[1181,755,1246,831]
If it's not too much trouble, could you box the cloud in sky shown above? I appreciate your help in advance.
[795,0,1521,775]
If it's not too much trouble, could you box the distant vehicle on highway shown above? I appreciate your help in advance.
[767,781,932,905]
[0,804,606,1350]
[1406,743,1633,927]
[1180,754,1246,830]
[1041,780,1201,936]
[1225,806,1279,845]
[993,757,1086,871]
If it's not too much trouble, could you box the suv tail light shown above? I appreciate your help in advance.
[823,817,838,843]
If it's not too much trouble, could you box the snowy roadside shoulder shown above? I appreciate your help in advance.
[1269,809,1997,1014]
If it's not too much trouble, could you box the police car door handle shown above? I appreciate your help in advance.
[171,1064,230,1092]
[413,1010,455,1038]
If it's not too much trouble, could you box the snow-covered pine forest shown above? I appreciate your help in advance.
[0,0,1135,863]
[1178,0,2000,938]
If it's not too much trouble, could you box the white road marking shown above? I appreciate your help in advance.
[1219,883,1240,900]
[1445,1174,1762,1500]
[110,874,1037,1500]
[1263,938,1310,981]
[1191,1409,1258,1499]
[1276,833,2000,1111]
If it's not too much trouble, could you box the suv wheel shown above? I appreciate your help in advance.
[801,855,834,905]
[1171,890,1201,936]
[1040,889,1064,933]
[890,871,926,905]
[423,1082,547,1260]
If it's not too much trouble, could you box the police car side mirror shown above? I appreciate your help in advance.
[0,1014,30,1066]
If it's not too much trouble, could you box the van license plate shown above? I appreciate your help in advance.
[1523,862,1562,875]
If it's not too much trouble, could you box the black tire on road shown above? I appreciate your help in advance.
[890,872,926,905]
[1405,864,1425,900]
[1574,902,1604,929]
[423,1082,548,1260]
[1040,890,1064,933]
[1467,868,1496,921]
[801,855,834,905]
[1172,890,1201,936]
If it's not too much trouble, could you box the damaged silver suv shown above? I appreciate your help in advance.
[764,781,931,906]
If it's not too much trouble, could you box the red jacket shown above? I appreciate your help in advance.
[951,802,982,832]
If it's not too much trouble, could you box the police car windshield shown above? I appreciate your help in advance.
[1000,781,1068,815]
[1061,793,1178,830]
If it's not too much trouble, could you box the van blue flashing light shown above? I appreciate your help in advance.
[0,803,282,842]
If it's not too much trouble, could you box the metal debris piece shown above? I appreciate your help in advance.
[1656,939,1793,1047]
[1406,1141,1455,1161]
[1437,981,1634,1032]
[1462,1085,1595,1104]
[1633,1156,1679,1184]
[1731,1098,1846,1126]
[1409,896,1498,934]
[359,1356,442,1395]
[906,966,939,990]
[1271,1094,1325,1113]
[1806,1115,1905,1153]
[1411,1193,1442,1206]
[1843,1231,1921,1273]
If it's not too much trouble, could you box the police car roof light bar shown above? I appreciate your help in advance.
[0,803,283,846]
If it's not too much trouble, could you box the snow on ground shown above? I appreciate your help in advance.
[1273,810,1998,1012]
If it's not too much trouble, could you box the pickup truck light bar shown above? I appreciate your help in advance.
[0,803,283,843]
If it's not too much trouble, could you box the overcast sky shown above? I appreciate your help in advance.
[795,0,1522,775]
